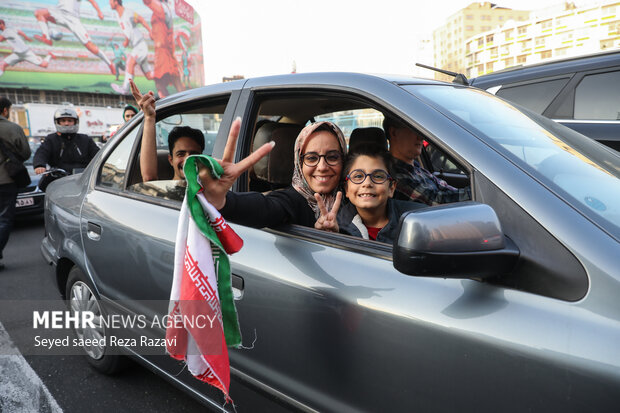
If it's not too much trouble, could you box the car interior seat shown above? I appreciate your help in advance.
[348,127,388,153]
[251,121,303,192]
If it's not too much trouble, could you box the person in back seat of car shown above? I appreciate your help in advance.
[132,80,204,182]
[132,79,347,230]
[383,116,470,205]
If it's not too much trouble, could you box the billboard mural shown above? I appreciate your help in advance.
[0,0,203,97]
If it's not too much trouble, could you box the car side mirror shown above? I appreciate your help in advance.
[393,202,519,279]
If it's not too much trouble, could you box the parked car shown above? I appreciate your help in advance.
[15,141,44,216]
[41,72,620,412]
[469,50,620,152]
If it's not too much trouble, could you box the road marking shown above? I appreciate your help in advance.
[0,321,63,413]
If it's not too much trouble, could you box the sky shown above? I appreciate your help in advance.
[185,0,605,85]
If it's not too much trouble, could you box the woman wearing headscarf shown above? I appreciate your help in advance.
[122,104,138,122]
[200,119,347,229]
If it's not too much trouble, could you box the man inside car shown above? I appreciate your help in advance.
[383,116,471,205]
[131,80,204,182]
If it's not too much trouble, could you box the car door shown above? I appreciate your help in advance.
[219,80,486,412]
[216,75,618,412]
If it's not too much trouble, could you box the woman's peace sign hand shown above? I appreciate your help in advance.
[314,191,342,232]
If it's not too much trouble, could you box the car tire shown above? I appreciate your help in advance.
[65,266,129,374]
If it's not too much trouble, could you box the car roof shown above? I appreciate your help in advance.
[470,49,620,88]
[156,72,448,108]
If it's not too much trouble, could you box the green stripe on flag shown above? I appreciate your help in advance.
[183,155,241,347]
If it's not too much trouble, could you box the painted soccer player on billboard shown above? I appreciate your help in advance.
[0,0,203,95]
[142,0,184,97]
[109,0,154,95]
[34,0,115,74]
[0,19,56,77]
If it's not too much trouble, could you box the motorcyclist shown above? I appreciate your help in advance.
[33,106,99,175]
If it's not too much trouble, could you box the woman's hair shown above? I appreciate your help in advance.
[344,144,396,182]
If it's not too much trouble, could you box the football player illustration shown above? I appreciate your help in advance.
[143,0,184,97]
[176,31,191,88]
[109,0,154,95]
[0,19,55,77]
[34,0,115,74]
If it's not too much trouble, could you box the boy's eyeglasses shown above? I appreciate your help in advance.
[301,151,342,167]
[346,169,392,185]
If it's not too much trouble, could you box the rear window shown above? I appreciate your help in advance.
[574,70,620,120]
[495,78,569,113]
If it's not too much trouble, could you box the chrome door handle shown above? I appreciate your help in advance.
[87,222,102,241]
[232,274,244,300]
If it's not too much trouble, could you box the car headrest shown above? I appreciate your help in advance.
[348,127,388,153]
[252,122,302,186]
[157,149,174,180]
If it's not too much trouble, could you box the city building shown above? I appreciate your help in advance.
[433,2,530,80]
[465,1,620,77]
[413,35,435,77]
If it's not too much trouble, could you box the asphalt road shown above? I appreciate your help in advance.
[0,215,209,413]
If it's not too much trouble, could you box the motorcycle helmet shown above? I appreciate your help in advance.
[54,107,79,134]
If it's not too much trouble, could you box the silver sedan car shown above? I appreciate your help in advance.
[42,72,620,412]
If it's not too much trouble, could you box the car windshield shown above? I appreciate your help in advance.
[405,84,620,240]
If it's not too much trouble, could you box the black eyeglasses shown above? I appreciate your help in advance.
[301,150,342,167]
[346,169,392,184]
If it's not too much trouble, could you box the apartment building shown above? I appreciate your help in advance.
[433,2,530,80]
[465,1,620,77]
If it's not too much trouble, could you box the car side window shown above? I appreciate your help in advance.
[314,108,384,138]
[153,112,220,157]
[424,142,465,175]
[574,70,620,120]
[126,101,229,202]
[244,92,471,247]
[495,78,570,113]
[98,126,139,190]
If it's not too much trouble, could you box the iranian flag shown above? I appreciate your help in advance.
[166,156,243,401]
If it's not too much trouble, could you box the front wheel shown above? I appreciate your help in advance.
[65,266,129,374]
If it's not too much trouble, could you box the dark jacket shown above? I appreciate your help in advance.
[220,186,316,228]
[337,198,427,244]
[0,115,31,185]
[33,132,99,173]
